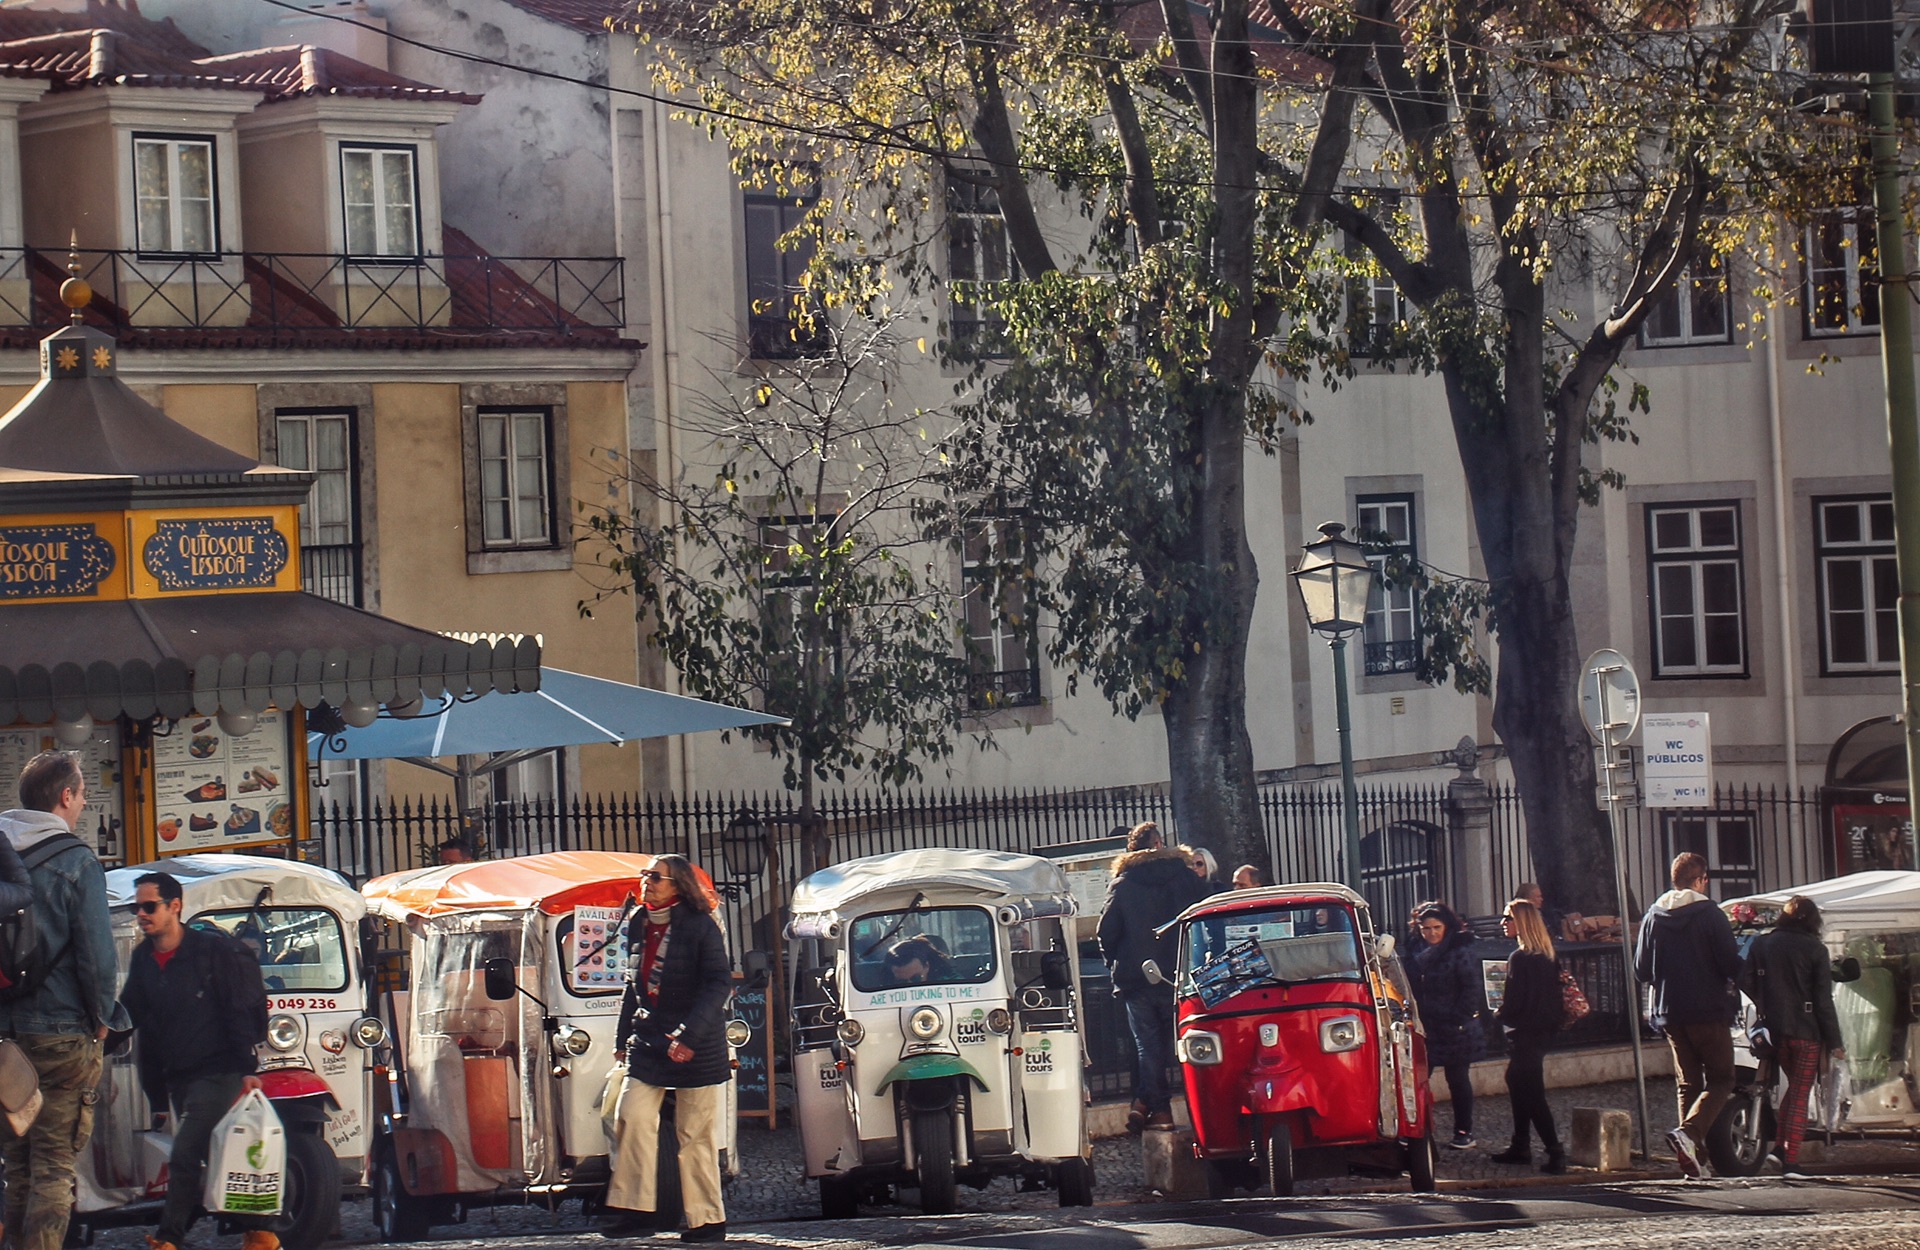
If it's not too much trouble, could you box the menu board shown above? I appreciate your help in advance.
[0,725,125,861]
[570,905,633,992]
[152,711,292,853]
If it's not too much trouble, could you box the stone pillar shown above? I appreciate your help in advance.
[1445,736,1497,917]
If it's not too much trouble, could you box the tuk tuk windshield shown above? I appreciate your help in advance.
[196,908,348,993]
[1180,904,1363,1004]
[848,906,996,991]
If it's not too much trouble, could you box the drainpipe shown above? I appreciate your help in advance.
[649,94,691,798]
[1766,256,1802,811]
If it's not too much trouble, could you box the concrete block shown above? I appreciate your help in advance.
[1140,1127,1210,1199]
[1568,1107,1633,1171]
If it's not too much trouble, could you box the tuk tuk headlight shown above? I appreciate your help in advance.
[985,1008,1013,1035]
[1177,1030,1222,1065]
[724,1019,752,1048]
[836,1018,865,1046]
[266,1014,302,1053]
[351,1016,388,1049]
[908,1007,944,1040]
[556,1025,592,1056]
[1320,1015,1364,1054]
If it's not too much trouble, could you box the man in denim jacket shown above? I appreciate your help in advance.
[0,752,120,1250]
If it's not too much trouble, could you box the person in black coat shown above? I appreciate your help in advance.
[1410,901,1486,1149]
[1492,900,1565,1173]
[1742,895,1844,1173]
[603,856,734,1243]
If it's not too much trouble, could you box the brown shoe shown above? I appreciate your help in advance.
[241,1231,281,1250]
[1125,1099,1149,1135]
[1145,1110,1176,1131]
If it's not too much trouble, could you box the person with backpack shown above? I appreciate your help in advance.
[1741,895,1844,1177]
[0,751,120,1250]
[1491,899,1567,1173]
[117,872,275,1250]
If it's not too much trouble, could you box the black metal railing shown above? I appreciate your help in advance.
[1363,638,1421,675]
[300,543,361,607]
[967,665,1042,711]
[1,245,623,336]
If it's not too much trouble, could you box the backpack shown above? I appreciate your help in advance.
[0,833,87,1003]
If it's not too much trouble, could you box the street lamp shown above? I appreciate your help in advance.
[721,812,771,882]
[1290,521,1377,893]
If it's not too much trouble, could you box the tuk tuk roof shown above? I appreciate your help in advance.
[790,848,1073,918]
[1168,881,1368,929]
[105,853,366,920]
[1722,870,1920,932]
[362,851,656,919]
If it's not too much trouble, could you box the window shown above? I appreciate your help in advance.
[1647,502,1747,677]
[1356,495,1418,676]
[1816,494,1898,673]
[277,411,359,606]
[1344,199,1407,355]
[341,146,420,258]
[847,906,997,992]
[743,176,825,358]
[757,515,841,682]
[1806,208,1880,336]
[947,176,1017,347]
[133,135,216,255]
[962,517,1039,710]
[1640,251,1731,347]
[477,409,553,548]
[1663,813,1756,898]
[196,908,349,993]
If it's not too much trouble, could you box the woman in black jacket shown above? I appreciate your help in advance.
[1410,901,1486,1149]
[1492,899,1566,1173]
[603,856,735,1243]
[1744,895,1844,1175]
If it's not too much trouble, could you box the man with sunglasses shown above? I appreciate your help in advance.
[118,873,274,1250]
[0,751,118,1250]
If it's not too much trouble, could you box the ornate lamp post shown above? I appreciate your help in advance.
[1290,521,1377,893]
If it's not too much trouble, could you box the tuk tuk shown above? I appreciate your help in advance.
[77,853,377,1250]
[361,852,743,1239]
[785,847,1094,1217]
[1167,883,1434,1197]
[1714,870,1920,1174]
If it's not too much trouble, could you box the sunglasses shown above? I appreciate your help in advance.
[134,901,169,915]
[639,871,663,882]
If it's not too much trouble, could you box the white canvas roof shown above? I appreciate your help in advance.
[105,853,366,920]
[1723,870,1920,932]
[790,847,1073,919]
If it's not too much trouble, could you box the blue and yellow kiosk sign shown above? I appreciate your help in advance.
[130,507,300,598]
[0,517,120,600]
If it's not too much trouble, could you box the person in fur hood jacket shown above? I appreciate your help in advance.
[1097,822,1210,1132]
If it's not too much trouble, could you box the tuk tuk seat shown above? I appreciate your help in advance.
[432,970,521,1053]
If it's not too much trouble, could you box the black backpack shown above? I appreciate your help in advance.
[0,833,87,1002]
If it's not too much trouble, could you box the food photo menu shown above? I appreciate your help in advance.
[0,726,125,860]
[151,710,292,853]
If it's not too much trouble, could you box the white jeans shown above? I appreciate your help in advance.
[605,1078,725,1229]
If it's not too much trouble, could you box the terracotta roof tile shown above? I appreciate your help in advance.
[499,0,626,35]
[0,27,256,92]
[194,45,483,105]
[0,1,208,60]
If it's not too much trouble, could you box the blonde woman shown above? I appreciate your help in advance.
[1492,899,1566,1173]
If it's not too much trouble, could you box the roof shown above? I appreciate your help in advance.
[1723,871,1920,933]
[789,848,1073,919]
[363,851,661,918]
[105,853,365,918]
[0,2,207,62]
[502,0,627,34]
[194,45,482,105]
[0,27,255,92]
[1170,882,1367,929]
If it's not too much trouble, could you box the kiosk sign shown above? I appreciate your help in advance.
[1643,712,1712,808]
[0,523,116,599]
[142,518,289,591]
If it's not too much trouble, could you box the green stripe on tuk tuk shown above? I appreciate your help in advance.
[875,1053,990,1093]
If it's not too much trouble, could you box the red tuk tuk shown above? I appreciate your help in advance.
[1167,883,1434,1196]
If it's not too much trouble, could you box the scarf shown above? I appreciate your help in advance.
[639,906,674,1006]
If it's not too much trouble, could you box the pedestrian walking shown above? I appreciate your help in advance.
[1742,895,1843,1177]
[1492,899,1565,1173]
[1634,851,1742,1179]
[603,855,734,1243]
[1409,901,1485,1149]
[1230,864,1264,890]
[116,872,275,1250]
[0,751,119,1250]
[1097,821,1209,1134]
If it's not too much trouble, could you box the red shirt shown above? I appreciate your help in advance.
[153,946,177,972]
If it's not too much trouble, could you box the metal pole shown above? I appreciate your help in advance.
[1597,669,1654,1162]
[1869,72,1920,873]
[1331,634,1363,893]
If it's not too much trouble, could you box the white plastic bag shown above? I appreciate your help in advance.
[1819,1061,1853,1133]
[596,1066,626,1144]
[203,1089,286,1216]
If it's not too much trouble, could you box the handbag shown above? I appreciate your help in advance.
[202,1088,285,1216]
[1558,965,1592,1027]
[595,1065,626,1143]
[0,1038,40,1135]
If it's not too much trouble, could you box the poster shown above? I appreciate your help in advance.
[0,725,125,860]
[570,905,632,992]
[1482,959,1509,1013]
[151,711,291,853]
[1643,712,1713,808]
[1833,803,1914,875]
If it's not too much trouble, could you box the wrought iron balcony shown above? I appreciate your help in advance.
[0,242,624,341]
[967,665,1042,711]
[1363,638,1421,676]
[301,543,362,608]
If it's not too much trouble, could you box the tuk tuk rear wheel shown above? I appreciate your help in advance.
[372,1144,433,1243]
[277,1129,340,1250]
[1407,1128,1437,1193]
[1056,1157,1094,1207]
[1262,1120,1294,1198]
[911,1107,957,1215]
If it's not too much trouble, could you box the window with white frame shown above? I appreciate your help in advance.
[276,410,359,606]
[1639,249,1732,347]
[341,146,420,258]
[962,517,1039,710]
[477,409,553,548]
[1805,208,1880,337]
[133,135,216,255]
[757,515,840,683]
[1356,494,1419,675]
[743,173,825,358]
[1647,502,1747,677]
[1344,233,1408,355]
[1816,494,1898,674]
[948,175,1017,347]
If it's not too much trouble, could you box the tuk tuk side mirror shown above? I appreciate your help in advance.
[483,957,517,1002]
[1041,950,1072,990]
[1373,934,1396,961]
[1835,956,1863,984]
[1141,959,1166,987]
[743,949,773,989]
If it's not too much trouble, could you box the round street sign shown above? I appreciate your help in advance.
[1579,648,1641,747]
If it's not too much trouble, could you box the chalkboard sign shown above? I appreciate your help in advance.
[732,976,775,1126]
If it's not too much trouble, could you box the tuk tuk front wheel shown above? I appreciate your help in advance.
[372,1145,433,1243]
[1407,1129,1437,1193]
[911,1107,957,1215]
[1707,1079,1774,1177]
[277,1129,341,1250]
[1055,1157,1094,1207]
[1262,1120,1295,1198]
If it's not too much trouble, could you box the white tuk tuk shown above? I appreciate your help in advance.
[787,848,1093,1216]
[1715,870,1920,1173]
[79,854,378,1250]
[361,852,743,1239]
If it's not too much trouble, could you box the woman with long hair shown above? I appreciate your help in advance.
[1493,899,1566,1172]
[1744,895,1844,1176]
[603,855,734,1242]
[1409,901,1485,1149]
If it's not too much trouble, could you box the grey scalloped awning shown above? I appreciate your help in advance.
[0,592,540,724]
